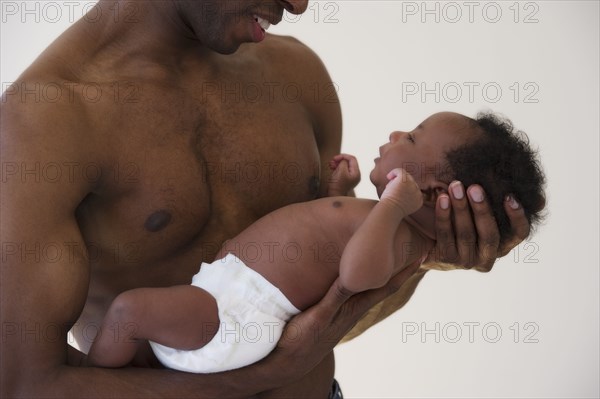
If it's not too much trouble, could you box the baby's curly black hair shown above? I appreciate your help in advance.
[445,112,546,244]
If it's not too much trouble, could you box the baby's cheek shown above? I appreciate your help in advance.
[404,161,448,186]
[398,162,422,182]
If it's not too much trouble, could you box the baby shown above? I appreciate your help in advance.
[88,111,546,373]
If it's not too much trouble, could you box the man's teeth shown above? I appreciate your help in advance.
[254,16,271,31]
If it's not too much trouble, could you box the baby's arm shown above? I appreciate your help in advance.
[327,154,361,197]
[340,168,424,293]
[87,285,219,368]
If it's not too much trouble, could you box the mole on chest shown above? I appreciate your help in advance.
[144,210,172,232]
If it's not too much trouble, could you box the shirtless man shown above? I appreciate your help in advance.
[0,0,531,397]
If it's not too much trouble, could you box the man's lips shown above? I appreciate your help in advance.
[254,15,272,31]
[249,14,273,43]
[253,10,283,28]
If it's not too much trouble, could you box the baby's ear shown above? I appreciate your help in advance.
[422,184,448,207]
[421,188,435,207]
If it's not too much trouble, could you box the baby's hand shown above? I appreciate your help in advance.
[380,168,423,215]
[328,154,361,196]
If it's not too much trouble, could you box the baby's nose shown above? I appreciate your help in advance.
[389,131,403,143]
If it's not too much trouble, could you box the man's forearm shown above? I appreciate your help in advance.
[10,359,289,399]
[61,341,331,399]
[7,368,214,399]
[257,352,335,399]
[342,268,428,342]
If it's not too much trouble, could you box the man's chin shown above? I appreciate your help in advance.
[211,43,242,55]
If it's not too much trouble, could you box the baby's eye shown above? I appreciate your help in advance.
[407,133,415,143]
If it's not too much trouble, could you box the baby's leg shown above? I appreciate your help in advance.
[87,285,219,368]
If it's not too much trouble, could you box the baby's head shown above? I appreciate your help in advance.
[370,111,546,244]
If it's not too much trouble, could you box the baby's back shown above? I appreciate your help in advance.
[217,197,377,310]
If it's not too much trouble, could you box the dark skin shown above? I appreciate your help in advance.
[87,167,430,368]
[0,0,532,397]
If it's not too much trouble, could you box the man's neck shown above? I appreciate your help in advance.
[75,0,210,79]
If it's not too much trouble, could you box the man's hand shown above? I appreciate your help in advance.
[328,154,361,196]
[264,259,421,382]
[431,181,532,272]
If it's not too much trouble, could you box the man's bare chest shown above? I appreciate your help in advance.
[77,75,322,276]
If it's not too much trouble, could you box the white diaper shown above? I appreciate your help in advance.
[149,253,300,373]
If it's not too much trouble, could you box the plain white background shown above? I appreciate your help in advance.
[1,1,598,398]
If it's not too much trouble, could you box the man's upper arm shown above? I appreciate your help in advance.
[1,96,95,393]
[283,38,343,197]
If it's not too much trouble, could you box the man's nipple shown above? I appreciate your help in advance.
[144,209,172,232]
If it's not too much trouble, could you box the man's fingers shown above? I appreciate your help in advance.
[323,278,354,309]
[433,193,457,264]
[448,181,477,267]
[314,259,421,334]
[281,260,421,356]
[279,278,352,348]
[499,195,530,256]
[299,278,359,346]
[466,185,500,271]
[309,278,353,325]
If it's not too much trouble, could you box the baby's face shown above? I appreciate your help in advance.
[370,112,480,237]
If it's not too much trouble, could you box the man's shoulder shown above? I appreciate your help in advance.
[257,33,331,78]
[3,71,87,119]
[1,72,103,162]
[262,33,314,55]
